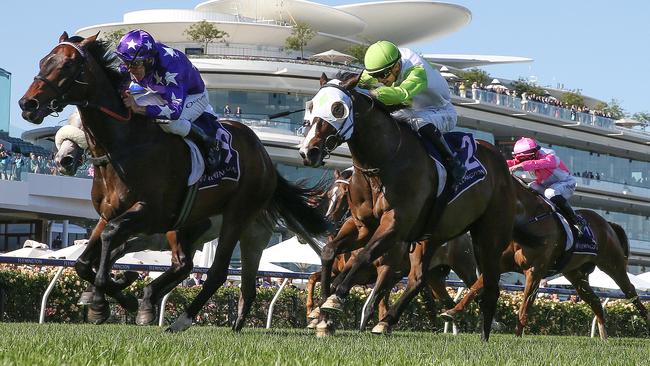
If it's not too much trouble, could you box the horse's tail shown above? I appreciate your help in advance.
[267,174,331,255]
[608,221,629,259]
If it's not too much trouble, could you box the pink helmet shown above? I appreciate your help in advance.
[513,137,540,159]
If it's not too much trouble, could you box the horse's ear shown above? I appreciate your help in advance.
[59,32,69,43]
[80,32,100,47]
[320,73,329,86]
[334,169,341,179]
[340,73,362,91]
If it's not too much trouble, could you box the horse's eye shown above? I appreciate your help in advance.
[331,101,348,119]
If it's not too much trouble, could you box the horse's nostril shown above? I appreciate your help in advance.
[60,156,73,168]
[299,151,306,159]
[20,98,39,112]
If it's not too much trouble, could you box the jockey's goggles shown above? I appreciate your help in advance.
[126,59,151,68]
[368,67,393,80]
[514,152,537,161]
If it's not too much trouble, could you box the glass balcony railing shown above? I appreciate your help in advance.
[454,88,627,132]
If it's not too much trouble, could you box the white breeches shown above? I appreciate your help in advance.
[390,102,457,133]
[529,177,577,200]
[156,90,216,137]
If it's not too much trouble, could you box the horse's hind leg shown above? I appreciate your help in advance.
[515,269,542,337]
[374,241,437,334]
[441,276,483,321]
[306,271,321,321]
[598,262,650,331]
[167,208,258,333]
[564,270,607,340]
[233,220,272,332]
[360,262,398,331]
[136,225,206,325]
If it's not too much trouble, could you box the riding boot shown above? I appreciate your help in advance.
[418,124,467,184]
[186,124,220,174]
[550,195,584,236]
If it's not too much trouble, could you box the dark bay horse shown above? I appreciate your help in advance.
[54,121,276,329]
[305,169,479,331]
[20,33,329,331]
[299,73,516,340]
[441,176,650,339]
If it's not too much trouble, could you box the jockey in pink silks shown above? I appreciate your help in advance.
[507,137,585,235]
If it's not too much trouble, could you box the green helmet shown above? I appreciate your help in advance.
[364,41,401,73]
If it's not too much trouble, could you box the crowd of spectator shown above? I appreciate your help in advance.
[0,144,59,181]
[454,82,616,129]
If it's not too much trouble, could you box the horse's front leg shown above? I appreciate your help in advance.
[316,218,368,336]
[92,202,150,323]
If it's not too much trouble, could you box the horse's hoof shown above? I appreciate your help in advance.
[88,302,110,325]
[165,313,192,333]
[307,307,321,319]
[440,311,456,322]
[315,320,336,337]
[306,318,319,329]
[371,321,392,335]
[135,307,156,326]
[321,295,343,313]
[232,318,244,332]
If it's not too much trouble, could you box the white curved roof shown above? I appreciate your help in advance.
[424,54,533,69]
[77,20,359,51]
[337,1,471,45]
[196,0,367,36]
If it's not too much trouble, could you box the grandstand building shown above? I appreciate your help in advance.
[2,1,648,273]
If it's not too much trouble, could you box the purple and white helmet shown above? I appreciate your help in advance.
[115,29,157,62]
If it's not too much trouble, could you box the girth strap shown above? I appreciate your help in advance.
[172,183,199,230]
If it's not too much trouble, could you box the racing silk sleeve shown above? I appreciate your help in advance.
[373,65,427,106]
[519,154,559,171]
[506,159,517,167]
[144,66,186,120]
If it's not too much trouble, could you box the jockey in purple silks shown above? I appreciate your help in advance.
[507,137,585,235]
[115,29,219,172]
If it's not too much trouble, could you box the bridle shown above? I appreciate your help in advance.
[315,83,374,156]
[34,42,89,115]
[34,41,132,122]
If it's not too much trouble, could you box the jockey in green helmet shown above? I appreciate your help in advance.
[359,40,466,184]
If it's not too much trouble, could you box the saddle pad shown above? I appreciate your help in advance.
[541,196,598,256]
[573,216,598,255]
[424,132,487,204]
[192,114,241,189]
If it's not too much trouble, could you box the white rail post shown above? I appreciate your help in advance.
[158,292,172,327]
[266,278,289,329]
[444,287,464,334]
[590,297,610,338]
[39,267,64,324]
[360,285,378,330]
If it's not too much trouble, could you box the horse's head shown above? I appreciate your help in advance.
[324,168,354,229]
[299,73,362,167]
[54,111,87,176]
[19,32,98,124]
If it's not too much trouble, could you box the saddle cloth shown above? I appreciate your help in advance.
[540,195,598,256]
[186,114,241,189]
[422,132,487,204]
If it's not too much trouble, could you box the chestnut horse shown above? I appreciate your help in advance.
[441,176,650,339]
[305,169,479,331]
[299,73,515,340]
[20,33,329,332]
[53,119,278,330]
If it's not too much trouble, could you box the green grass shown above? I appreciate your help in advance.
[0,323,648,366]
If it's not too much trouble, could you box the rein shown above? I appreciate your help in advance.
[42,41,132,123]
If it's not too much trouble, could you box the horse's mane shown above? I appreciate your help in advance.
[69,36,123,91]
